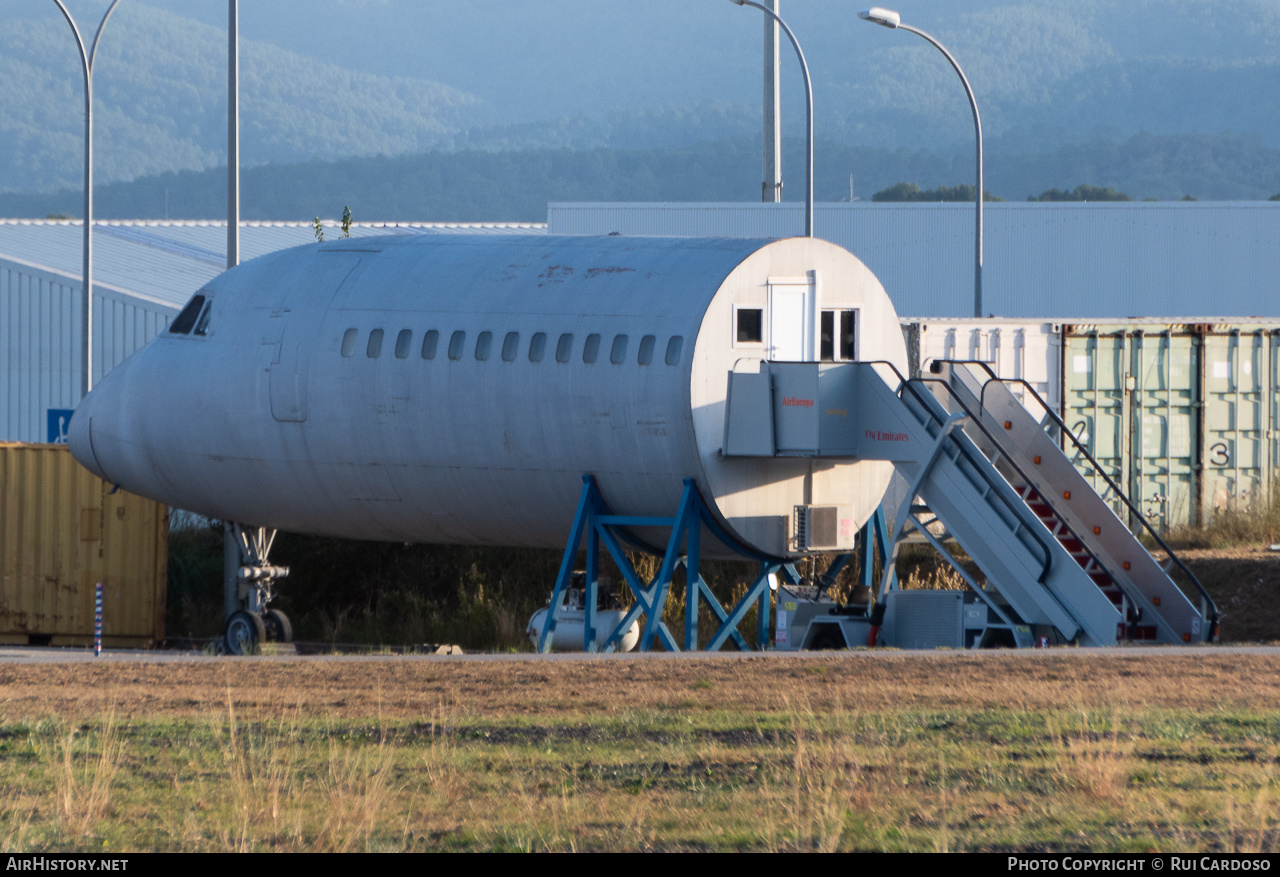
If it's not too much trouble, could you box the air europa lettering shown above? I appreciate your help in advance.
[865,429,908,442]
[782,397,814,408]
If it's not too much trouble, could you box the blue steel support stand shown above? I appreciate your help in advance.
[862,505,897,592]
[538,475,799,653]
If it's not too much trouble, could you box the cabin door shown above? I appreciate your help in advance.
[768,276,814,362]
[268,253,361,422]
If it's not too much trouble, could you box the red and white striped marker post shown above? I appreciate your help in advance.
[94,582,103,656]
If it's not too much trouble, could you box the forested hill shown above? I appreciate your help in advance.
[0,3,487,194]
[5,131,1278,223]
[7,0,1280,200]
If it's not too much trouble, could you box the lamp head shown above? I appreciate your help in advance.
[859,7,901,28]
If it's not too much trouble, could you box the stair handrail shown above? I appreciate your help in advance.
[937,359,1219,635]
[910,378,1059,584]
[863,361,1055,584]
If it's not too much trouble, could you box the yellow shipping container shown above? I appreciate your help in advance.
[0,443,166,647]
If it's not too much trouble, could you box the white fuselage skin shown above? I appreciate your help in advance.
[70,235,907,559]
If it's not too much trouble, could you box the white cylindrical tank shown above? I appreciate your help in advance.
[71,235,907,558]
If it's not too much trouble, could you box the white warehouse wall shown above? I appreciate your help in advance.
[547,202,1280,320]
[1,257,177,443]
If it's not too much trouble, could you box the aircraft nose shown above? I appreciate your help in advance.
[68,375,117,482]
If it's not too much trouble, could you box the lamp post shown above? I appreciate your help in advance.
[52,0,123,398]
[859,7,984,317]
[729,0,814,237]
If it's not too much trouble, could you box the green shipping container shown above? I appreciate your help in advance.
[1063,322,1279,531]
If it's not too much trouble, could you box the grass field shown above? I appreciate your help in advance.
[1,651,1278,852]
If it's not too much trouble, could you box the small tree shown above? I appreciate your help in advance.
[1029,184,1132,202]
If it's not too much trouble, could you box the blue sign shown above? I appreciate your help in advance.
[47,409,75,444]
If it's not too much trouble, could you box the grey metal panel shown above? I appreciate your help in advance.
[722,367,775,456]
[883,590,966,650]
[549,202,1280,319]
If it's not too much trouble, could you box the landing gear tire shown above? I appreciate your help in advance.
[225,610,266,655]
[263,608,293,643]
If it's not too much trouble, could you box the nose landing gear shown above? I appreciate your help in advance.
[222,524,292,655]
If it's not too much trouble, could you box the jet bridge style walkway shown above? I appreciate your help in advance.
[723,359,1219,647]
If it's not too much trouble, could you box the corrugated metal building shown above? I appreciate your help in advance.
[547,201,1280,319]
[0,219,546,443]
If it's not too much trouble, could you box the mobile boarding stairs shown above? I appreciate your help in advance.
[724,359,1219,648]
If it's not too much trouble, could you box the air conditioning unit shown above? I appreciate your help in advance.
[793,505,839,551]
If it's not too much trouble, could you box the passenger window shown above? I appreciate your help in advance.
[168,294,206,335]
[366,329,384,358]
[529,332,547,362]
[341,328,358,357]
[840,311,857,360]
[610,334,628,365]
[665,336,684,366]
[637,334,656,365]
[475,331,493,361]
[583,333,601,364]
[395,329,413,359]
[555,333,574,363]
[421,330,439,360]
[193,301,212,336]
[820,310,857,362]
[502,332,519,362]
[448,330,466,361]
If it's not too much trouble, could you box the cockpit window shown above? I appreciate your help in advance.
[168,294,206,335]
[192,300,213,336]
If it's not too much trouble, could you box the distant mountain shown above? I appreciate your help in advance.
[4,131,1277,223]
[6,0,1280,195]
[0,3,487,193]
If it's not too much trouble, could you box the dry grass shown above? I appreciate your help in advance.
[54,711,123,841]
[2,653,1280,851]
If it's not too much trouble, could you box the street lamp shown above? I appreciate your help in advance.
[52,0,123,397]
[729,0,814,237]
[859,7,985,317]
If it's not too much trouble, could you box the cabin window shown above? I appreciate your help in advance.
[665,336,684,366]
[193,301,213,336]
[475,331,493,361]
[736,308,763,344]
[421,329,439,360]
[502,332,520,362]
[168,294,206,335]
[637,334,656,365]
[610,334,629,365]
[820,310,857,362]
[448,330,466,361]
[394,329,413,359]
[528,332,547,362]
[366,329,384,358]
[555,333,574,363]
[341,328,358,357]
[582,333,601,364]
